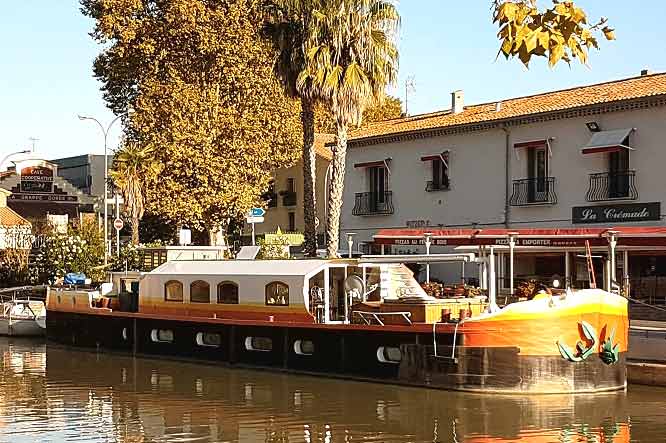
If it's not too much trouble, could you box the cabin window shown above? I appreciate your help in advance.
[164,280,183,302]
[245,336,273,352]
[190,280,210,303]
[196,332,222,347]
[151,329,174,343]
[217,281,239,304]
[293,339,315,356]
[376,346,402,364]
[265,281,289,306]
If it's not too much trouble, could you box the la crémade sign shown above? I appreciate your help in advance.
[572,202,661,224]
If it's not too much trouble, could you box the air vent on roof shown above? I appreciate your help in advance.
[641,69,650,76]
[495,101,502,112]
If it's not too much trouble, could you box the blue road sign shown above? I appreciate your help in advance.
[251,207,266,217]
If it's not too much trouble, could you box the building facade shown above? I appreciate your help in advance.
[0,158,97,225]
[51,154,112,199]
[340,72,666,300]
[250,134,334,247]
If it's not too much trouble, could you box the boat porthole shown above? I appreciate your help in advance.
[293,339,314,356]
[196,332,222,347]
[122,327,128,341]
[150,329,174,343]
[245,336,273,352]
[377,346,402,364]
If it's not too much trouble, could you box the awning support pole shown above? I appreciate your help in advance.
[380,244,385,255]
[624,250,630,296]
[565,251,571,289]
[608,231,618,291]
[324,267,330,323]
[488,246,498,312]
[424,233,433,283]
[508,233,517,296]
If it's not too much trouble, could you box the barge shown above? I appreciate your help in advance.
[45,253,628,393]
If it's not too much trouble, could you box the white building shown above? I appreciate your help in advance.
[340,71,666,301]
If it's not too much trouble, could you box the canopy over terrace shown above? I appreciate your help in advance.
[372,227,666,298]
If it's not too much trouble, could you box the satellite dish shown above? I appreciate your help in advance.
[344,275,364,294]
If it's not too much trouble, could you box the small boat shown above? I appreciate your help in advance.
[0,288,47,337]
[45,253,628,394]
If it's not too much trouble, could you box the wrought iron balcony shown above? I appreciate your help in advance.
[425,180,450,192]
[282,191,297,207]
[509,177,557,206]
[352,191,394,216]
[586,170,638,202]
[262,191,277,208]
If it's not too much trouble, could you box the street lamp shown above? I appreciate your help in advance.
[0,150,31,171]
[423,232,433,283]
[78,113,126,266]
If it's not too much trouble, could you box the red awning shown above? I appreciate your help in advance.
[355,160,389,169]
[581,146,630,155]
[372,227,666,247]
[514,139,548,149]
[581,128,635,154]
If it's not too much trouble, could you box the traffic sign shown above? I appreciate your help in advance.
[250,207,266,217]
[113,218,124,231]
[246,216,265,224]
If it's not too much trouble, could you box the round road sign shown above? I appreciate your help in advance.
[113,218,124,231]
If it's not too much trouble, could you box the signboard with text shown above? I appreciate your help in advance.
[19,165,53,193]
[572,202,661,224]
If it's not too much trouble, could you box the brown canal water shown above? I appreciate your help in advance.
[0,338,664,443]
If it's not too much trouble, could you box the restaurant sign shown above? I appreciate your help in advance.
[572,202,661,224]
[19,165,54,193]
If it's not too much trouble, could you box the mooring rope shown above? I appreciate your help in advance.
[626,295,666,313]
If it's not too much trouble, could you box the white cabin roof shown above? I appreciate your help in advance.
[150,259,329,277]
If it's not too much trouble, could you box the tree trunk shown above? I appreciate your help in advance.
[131,216,140,245]
[301,98,318,257]
[326,122,348,258]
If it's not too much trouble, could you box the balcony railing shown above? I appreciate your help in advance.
[262,192,277,208]
[425,180,450,192]
[586,170,638,202]
[282,191,297,207]
[352,191,394,216]
[509,177,557,206]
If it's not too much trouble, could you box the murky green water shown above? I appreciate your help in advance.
[0,337,664,442]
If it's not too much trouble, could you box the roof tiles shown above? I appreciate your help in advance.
[349,73,666,143]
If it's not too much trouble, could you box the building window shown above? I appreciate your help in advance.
[217,281,239,304]
[151,329,174,343]
[265,281,289,306]
[164,280,183,302]
[190,280,210,303]
[368,165,388,197]
[609,148,631,198]
[527,145,549,201]
[245,336,273,352]
[287,177,295,193]
[288,212,296,232]
[427,155,449,191]
[196,332,222,347]
[376,346,402,364]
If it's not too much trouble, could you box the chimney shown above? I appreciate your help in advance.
[451,90,464,114]
[641,69,650,76]
[495,101,502,112]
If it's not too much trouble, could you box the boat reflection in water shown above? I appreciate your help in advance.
[0,338,662,442]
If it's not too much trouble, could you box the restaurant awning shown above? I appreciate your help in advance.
[581,128,635,154]
[372,227,666,247]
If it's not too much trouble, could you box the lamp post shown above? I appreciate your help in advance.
[423,232,433,283]
[507,231,518,297]
[78,113,125,266]
[0,150,31,171]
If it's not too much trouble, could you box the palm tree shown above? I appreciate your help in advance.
[109,142,160,245]
[264,0,325,257]
[299,0,399,256]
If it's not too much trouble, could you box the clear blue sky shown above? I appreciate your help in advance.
[1,1,666,162]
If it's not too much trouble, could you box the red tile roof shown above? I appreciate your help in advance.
[349,72,666,143]
[0,207,31,227]
[314,133,334,160]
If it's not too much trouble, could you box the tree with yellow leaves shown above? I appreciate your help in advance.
[82,0,302,242]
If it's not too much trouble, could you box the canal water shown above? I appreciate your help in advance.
[0,338,664,443]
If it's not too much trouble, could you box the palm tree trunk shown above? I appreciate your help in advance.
[131,216,139,245]
[326,122,348,257]
[301,98,318,257]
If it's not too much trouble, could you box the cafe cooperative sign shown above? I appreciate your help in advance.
[19,165,54,193]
